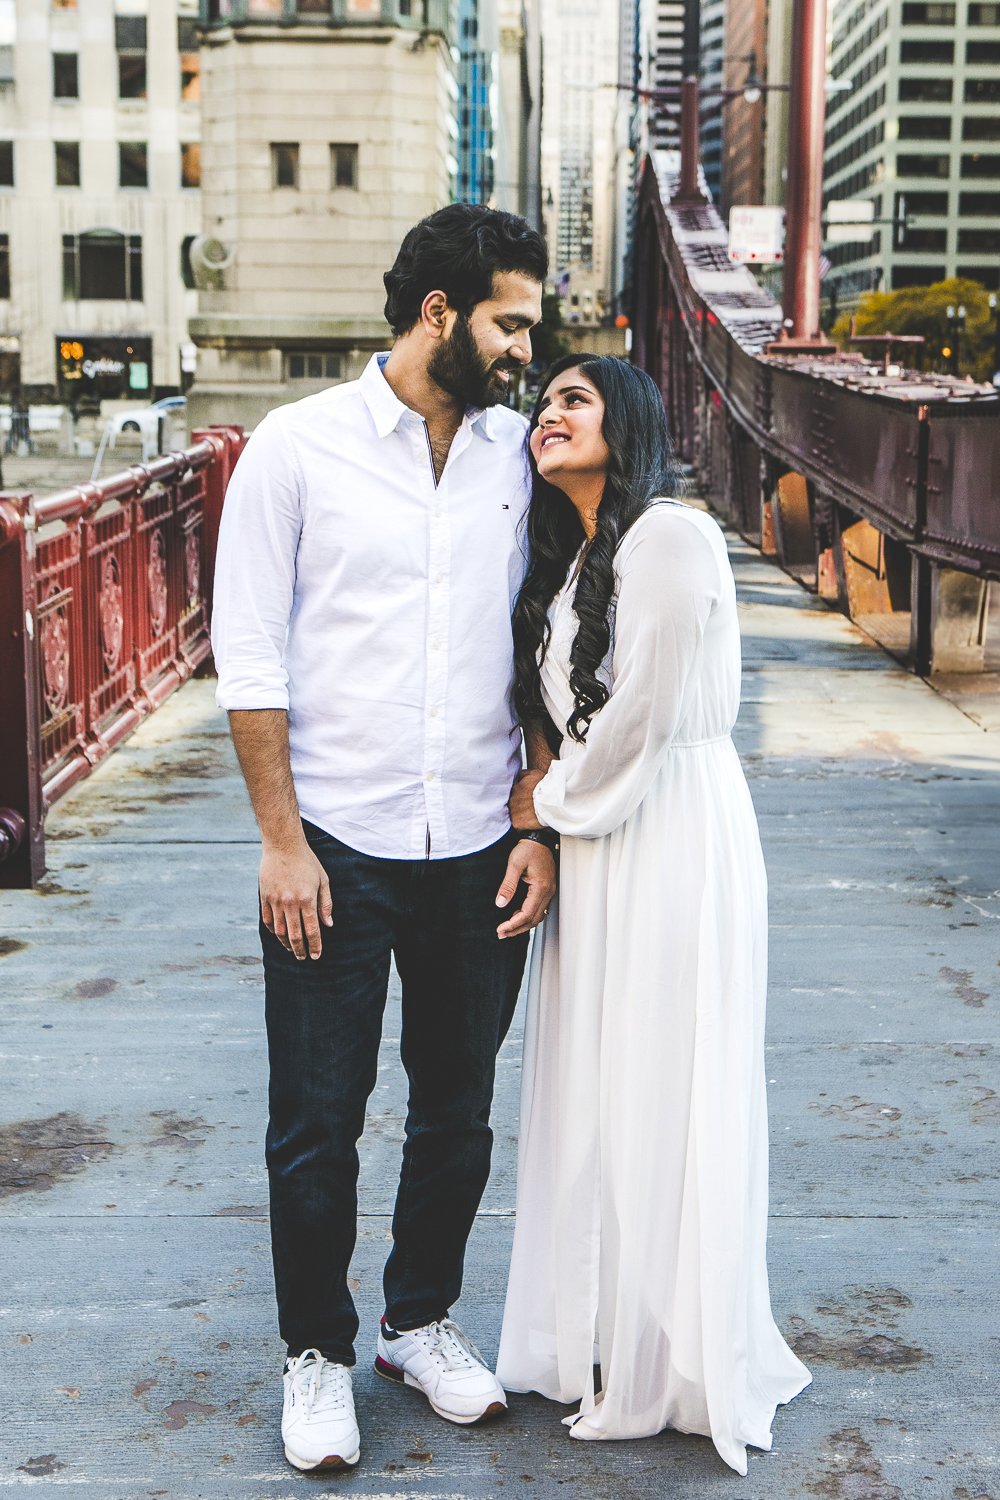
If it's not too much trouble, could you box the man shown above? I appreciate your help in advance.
[211,204,556,1473]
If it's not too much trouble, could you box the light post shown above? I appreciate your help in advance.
[945,303,966,376]
[989,293,1000,388]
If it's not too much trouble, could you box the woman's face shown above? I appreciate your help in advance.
[529,368,610,488]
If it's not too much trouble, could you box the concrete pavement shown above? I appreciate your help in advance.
[1,513,998,1499]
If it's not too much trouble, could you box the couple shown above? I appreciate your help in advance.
[211,204,809,1477]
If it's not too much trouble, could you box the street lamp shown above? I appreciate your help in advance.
[989,292,1000,388]
[946,303,966,376]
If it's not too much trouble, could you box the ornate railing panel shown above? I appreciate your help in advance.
[0,426,246,888]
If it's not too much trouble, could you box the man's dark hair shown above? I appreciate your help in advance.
[383,203,548,337]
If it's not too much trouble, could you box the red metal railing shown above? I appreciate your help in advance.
[0,426,245,889]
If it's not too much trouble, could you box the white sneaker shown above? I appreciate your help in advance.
[374,1317,507,1425]
[281,1349,360,1471]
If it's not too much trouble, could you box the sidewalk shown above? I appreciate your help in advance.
[1,513,997,1499]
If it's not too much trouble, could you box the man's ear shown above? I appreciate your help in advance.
[421,290,450,338]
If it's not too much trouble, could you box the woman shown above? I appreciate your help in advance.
[496,355,810,1475]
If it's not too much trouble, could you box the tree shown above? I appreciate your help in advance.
[831,277,995,382]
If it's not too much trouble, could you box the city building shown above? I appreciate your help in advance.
[825,0,1000,298]
[763,0,793,209]
[699,0,725,205]
[541,0,620,323]
[494,0,542,227]
[721,0,767,213]
[188,0,458,428]
[457,0,497,205]
[0,0,202,404]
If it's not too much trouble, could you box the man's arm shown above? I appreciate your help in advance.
[228,709,332,962]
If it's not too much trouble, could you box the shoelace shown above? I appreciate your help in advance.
[288,1350,351,1417]
[414,1319,483,1372]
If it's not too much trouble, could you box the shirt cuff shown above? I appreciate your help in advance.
[531,761,566,832]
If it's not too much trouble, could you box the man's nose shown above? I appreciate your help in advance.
[511,332,532,365]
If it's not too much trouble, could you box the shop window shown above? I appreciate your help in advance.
[898,116,951,140]
[287,353,343,380]
[53,52,78,98]
[898,76,952,102]
[271,142,299,189]
[959,190,1000,213]
[330,143,358,189]
[180,142,201,188]
[0,234,9,299]
[0,140,12,187]
[119,141,147,188]
[961,153,1000,178]
[55,140,80,187]
[62,230,143,301]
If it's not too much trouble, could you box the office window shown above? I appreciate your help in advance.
[959,190,1000,214]
[966,78,1000,104]
[55,140,80,186]
[119,53,146,97]
[969,3,1000,20]
[964,117,1000,141]
[898,116,951,139]
[956,265,1000,288]
[298,0,332,11]
[898,77,952,103]
[52,0,76,7]
[180,142,200,188]
[902,226,948,251]
[961,153,1000,177]
[0,140,12,187]
[898,153,950,177]
[287,353,342,380]
[893,265,946,288]
[967,40,1000,62]
[899,190,948,214]
[53,52,78,98]
[114,16,147,50]
[247,0,283,13]
[0,233,9,299]
[119,140,147,188]
[958,228,1000,252]
[901,2,955,20]
[271,142,298,188]
[62,230,143,301]
[330,143,358,189]
[900,39,953,62]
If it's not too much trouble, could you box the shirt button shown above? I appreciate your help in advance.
[425,771,435,782]
[430,706,439,718]
[432,640,441,650]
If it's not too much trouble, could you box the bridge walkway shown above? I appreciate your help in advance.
[1,499,997,1499]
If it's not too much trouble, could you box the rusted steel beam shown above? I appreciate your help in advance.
[780,0,829,346]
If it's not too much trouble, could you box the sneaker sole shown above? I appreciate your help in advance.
[373,1355,507,1426]
[283,1445,360,1471]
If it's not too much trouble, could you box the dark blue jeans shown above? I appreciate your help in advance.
[262,823,529,1366]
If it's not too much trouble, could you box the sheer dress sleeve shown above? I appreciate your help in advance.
[532,509,722,839]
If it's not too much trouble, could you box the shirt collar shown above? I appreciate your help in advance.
[360,353,498,442]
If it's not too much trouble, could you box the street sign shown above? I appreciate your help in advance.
[826,199,876,244]
[728,206,785,264]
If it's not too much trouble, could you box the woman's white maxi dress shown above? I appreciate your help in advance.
[496,501,810,1475]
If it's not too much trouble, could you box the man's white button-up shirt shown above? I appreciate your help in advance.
[212,353,532,860]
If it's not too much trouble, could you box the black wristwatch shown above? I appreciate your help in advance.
[513,828,560,852]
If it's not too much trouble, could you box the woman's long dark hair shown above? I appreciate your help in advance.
[514,354,679,743]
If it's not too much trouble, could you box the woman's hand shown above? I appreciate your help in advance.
[508,768,546,831]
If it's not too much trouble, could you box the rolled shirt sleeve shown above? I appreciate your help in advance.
[532,510,722,839]
[211,413,304,711]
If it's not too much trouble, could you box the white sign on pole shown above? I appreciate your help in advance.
[727,206,785,264]
[826,199,876,244]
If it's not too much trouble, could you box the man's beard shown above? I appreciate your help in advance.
[427,314,517,408]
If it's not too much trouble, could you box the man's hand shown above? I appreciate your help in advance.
[508,768,545,831]
[260,839,333,961]
[495,838,557,940]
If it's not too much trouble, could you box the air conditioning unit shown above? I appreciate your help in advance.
[187,234,236,290]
